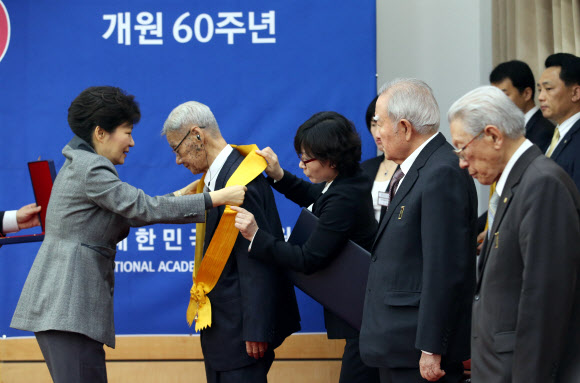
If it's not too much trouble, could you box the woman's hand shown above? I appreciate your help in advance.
[174,179,200,196]
[231,206,259,241]
[256,147,284,181]
[209,185,247,207]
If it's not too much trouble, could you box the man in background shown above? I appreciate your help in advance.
[538,52,580,190]
[490,60,554,152]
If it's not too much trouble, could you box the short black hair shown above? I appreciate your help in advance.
[67,86,141,147]
[365,95,379,131]
[294,111,361,177]
[545,53,580,86]
[489,60,536,98]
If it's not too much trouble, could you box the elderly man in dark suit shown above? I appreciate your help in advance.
[360,78,478,383]
[162,101,300,383]
[539,53,580,190]
[449,85,580,382]
[0,204,41,235]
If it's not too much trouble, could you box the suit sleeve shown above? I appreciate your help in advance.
[234,176,286,342]
[84,156,206,226]
[416,165,476,355]
[250,189,355,275]
[270,170,324,208]
[0,210,4,234]
[511,176,580,382]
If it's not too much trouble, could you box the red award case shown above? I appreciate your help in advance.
[0,160,56,245]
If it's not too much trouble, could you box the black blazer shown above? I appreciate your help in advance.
[200,149,301,371]
[251,168,377,339]
[525,109,555,153]
[360,133,478,369]
[361,154,384,181]
[473,145,580,382]
[551,118,580,192]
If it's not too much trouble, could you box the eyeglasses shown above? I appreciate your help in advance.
[454,130,484,160]
[173,130,191,156]
[297,153,317,165]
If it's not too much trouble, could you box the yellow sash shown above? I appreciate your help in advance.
[186,144,267,331]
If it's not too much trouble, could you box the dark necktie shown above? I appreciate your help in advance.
[379,166,405,221]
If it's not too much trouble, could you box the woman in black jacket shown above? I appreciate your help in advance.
[232,111,379,383]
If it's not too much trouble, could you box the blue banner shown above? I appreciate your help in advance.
[0,0,376,337]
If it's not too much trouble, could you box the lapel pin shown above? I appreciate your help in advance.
[398,206,405,220]
[503,197,507,203]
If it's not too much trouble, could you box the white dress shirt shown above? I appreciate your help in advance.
[397,132,439,193]
[204,145,234,191]
[2,210,19,233]
[496,139,533,196]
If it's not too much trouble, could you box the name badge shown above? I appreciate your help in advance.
[378,191,390,207]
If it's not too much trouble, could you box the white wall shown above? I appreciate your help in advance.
[376,0,492,214]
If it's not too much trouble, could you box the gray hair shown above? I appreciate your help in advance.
[378,78,440,135]
[447,86,525,139]
[161,101,220,136]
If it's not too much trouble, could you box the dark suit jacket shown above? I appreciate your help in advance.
[472,145,580,383]
[551,118,580,192]
[251,169,377,339]
[200,149,301,372]
[360,133,478,369]
[526,109,555,153]
[361,154,384,181]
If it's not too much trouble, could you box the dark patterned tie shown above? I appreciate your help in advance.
[380,166,405,221]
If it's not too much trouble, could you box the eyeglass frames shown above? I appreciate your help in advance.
[454,130,484,160]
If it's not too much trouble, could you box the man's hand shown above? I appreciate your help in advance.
[16,204,41,229]
[419,352,445,381]
[231,206,259,241]
[246,341,268,359]
[476,230,486,255]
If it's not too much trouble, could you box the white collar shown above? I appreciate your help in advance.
[205,145,234,191]
[556,111,580,144]
[524,106,539,126]
[400,132,439,175]
[495,139,533,196]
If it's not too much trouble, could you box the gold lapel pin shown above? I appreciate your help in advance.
[398,206,405,220]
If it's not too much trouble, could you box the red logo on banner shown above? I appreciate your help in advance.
[0,1,10,63]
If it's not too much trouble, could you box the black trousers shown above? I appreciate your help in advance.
[204,349,275,383]
[378,361,464,383]
[35,330,107,383]
[340,337,380,383]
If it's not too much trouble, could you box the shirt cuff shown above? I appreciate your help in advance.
[248,230,258,251]
[203,192,213,210]
[3,210,19,233]
[421,350,434,355]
